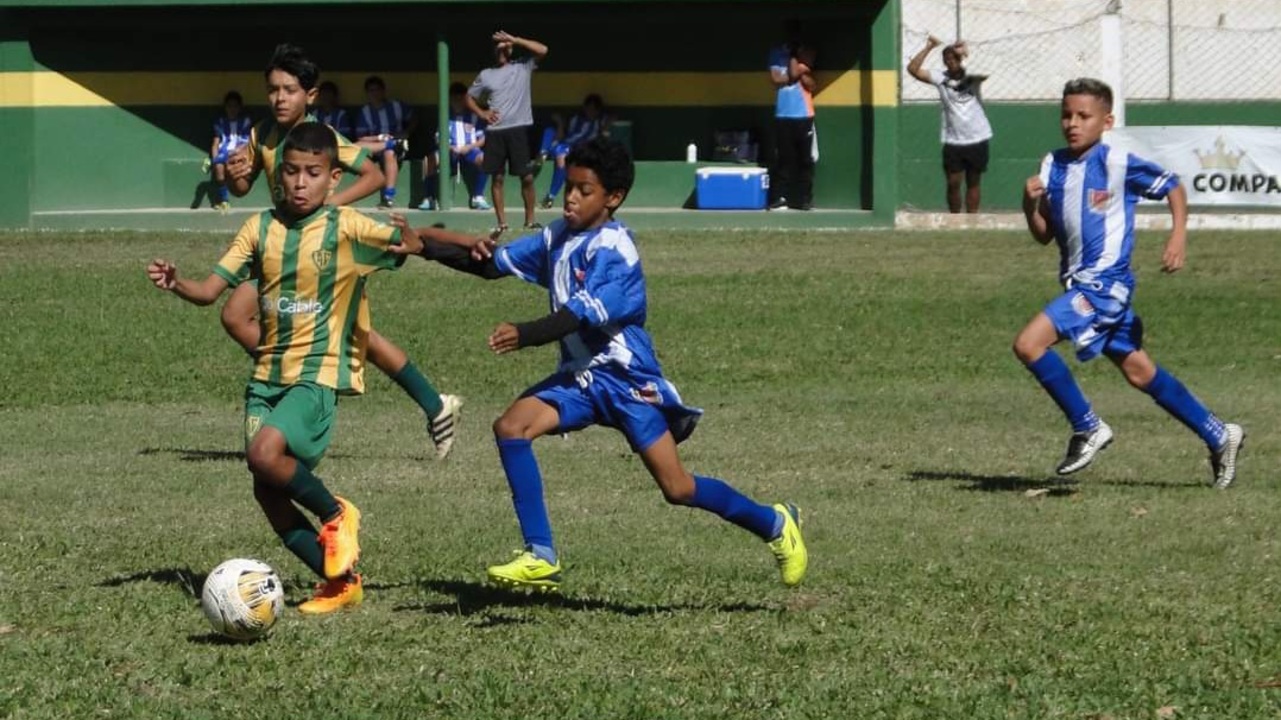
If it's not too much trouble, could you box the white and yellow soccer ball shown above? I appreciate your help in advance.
[200,558,285,641]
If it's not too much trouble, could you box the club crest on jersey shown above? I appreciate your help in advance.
[1071,292,1095,317]
[1088,188,1112,213]
[311,248,333,271]
[574,268,586,283]
[245,415,263,440]
[630,382,662,405]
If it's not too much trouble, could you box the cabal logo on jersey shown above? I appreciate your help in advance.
[1088,189,1111,213]
[260,294,325,316]
[311,248,333,271]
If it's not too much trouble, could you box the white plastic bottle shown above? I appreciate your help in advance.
[686,143,697,163]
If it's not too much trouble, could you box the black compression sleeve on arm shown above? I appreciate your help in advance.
[515,307,582,348]
[420,238,504,279]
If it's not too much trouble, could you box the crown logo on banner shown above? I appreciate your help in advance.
[1194,136,1245,171]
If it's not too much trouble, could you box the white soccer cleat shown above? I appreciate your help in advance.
[429,394,463,460]
[1056,421,1113,475]
[1210,423,1245,490]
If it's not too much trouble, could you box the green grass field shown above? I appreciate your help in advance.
[1,227,1278,719]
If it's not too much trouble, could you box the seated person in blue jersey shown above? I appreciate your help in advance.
[314,81,354,139]
[417,82,491,212]
[206,90,252,210]
[536,93,610,209]
[354,75,417,208]
[1016,77,1244,486]
[388,137,809,593]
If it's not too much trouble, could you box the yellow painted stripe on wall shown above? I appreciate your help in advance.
[0,70,897,108]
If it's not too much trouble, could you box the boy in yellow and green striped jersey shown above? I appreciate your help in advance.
[148,123,451,614]
[224,44,463,460]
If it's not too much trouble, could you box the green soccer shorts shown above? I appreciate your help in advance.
[243,380,337,469]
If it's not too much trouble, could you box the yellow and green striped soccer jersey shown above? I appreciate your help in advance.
[213,206,404,395]
[245,119,370,203]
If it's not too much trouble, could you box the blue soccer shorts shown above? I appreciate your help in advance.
[523,370,696,452]
[1044,282,1144,362]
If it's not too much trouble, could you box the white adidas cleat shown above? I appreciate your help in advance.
[1210,423,1245,490]
[1056,421,1114,475]
[428,394,463,459]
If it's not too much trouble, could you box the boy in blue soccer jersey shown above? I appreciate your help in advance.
[355,75,417,208]
[536,93,609,209]
[1016,78,1245,487]
[391,137,808,592]
[207,91,252,210]
[418,82,490,211]
[315,81,354,139]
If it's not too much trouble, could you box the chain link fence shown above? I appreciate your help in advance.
[901,0,1281,103]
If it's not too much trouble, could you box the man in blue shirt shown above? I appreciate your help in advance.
[768,20,817,211]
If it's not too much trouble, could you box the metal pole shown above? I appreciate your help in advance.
[955,0,962,41]
[436,31,451,211]
[1167,0,1175,100]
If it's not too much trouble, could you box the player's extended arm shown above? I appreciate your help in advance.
[330,156,385,207]
[489,308,581,354]
[146,260,229,306]
[1161,184,1188,273]
[1022,175,1054,245]
[907,36,941,84]
[388,217,504,278]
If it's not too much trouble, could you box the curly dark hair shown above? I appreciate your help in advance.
[565,137,634,198]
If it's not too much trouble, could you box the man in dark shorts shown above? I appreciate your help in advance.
[907,35,993,213]
[466,30,549,232]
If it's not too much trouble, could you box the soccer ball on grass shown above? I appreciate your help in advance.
[200,558,284,641]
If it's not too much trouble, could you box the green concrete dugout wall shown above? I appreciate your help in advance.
[898,101,1281,212]
[0,1,901,227]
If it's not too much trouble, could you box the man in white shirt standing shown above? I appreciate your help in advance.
[907,36,993,213]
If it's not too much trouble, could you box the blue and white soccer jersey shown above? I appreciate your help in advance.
[1038,142,1179,361]
[551,115,602,159]
[444,113,485,166]
[213,116,253,164]
[316,108,353,139]
[356,100,408,137]
[494,219,704,451]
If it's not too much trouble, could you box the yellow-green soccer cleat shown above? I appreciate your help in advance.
[768,503,808,587]
[486,550,562,593]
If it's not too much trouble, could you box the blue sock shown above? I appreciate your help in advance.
[690,476,781,541]
[548,165,567,198]
[383,187,396,201]
[424,173,438,201]
[216,185,229,203]
[1145,367,1228,449]
[539,127,556,156]
[473,172,488,197]
[1026,352,1099,433]
[496,438,556,563]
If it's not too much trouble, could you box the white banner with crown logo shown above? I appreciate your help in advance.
[1106,126,1281,207]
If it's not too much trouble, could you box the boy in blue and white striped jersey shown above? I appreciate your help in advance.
[1016,78,1244,486]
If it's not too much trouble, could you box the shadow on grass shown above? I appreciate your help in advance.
[138,447,363,463]
[97,567,205,599]
[905,470,1078,496]
[186,632,264,646]
[394,578,772,619]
